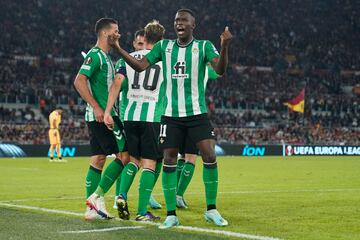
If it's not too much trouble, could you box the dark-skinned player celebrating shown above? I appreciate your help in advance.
[108,9,233,229]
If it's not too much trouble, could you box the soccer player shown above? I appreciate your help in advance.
[176,64,220,208]
[48,108,66,162]
[132,29,146,50]
[113,28,162,210]
[104,20,165,221]
[109,9,232,228]
[73,18,129,220]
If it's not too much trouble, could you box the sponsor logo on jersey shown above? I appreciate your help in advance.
[172,61,189,79]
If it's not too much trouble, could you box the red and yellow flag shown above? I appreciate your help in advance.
[284,88,305,113]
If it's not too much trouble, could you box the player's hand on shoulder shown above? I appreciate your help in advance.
[108,33,121,49]
[104,112,114,130]
[220,26,233,47]
[94,106,104,123]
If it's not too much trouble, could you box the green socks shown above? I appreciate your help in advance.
[177,162,195,196]
[203,162,218,207]
[95,159,124,196]
[176,158,185,185]
[154,161,162,184]
[119,162,139,199]
[162,165,177,214]
[85,166,102,198]
[115,177,121,196]
[138,168,155,215]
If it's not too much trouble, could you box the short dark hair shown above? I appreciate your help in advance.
[94,18,118,35]
[144,20,165,44]
[134,29,145,39]
[177,8,195,18]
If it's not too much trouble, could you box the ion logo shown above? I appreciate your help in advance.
[48,147,76,157]
[242,145,265,156]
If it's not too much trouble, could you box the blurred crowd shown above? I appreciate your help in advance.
[0,0,359,145]
[1,0,359,68]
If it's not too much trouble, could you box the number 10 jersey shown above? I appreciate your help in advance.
[115,49,165,123]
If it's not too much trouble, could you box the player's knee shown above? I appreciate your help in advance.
[90,155,106,169]
[185,154,197,164]
[116,152,130,165]
[163,151,177,165]
[142,159,156,170]
[130,157,141,168]
[201,151,216,164]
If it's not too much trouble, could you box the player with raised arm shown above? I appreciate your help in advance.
[108,9,232,228]
[104,20,165,221]
[73,18,129,220]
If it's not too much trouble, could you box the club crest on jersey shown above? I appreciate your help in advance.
[85,57,92,65]
[192,47,199,54]
[172,61,188,79]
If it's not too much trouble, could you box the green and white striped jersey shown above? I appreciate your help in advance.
[145,39,219,117]
[78,47,115,122]
[115,49,165,122]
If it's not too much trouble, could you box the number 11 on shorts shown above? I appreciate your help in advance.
[160,124,167,137]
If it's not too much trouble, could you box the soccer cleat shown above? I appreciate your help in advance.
[158,215,179,229]
[135,211,161,222]
[113,196,118,209]
[49,159,54,162]
[148,195,162,209]
[84,206,103,221]
[86,193,112,219]
[176,195,188,209]
[58,159,67,163]
[116,194,130,220]
[204,209,228,226]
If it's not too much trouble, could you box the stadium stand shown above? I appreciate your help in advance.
[0,0,359,145]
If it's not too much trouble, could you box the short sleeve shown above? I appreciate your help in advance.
[145,41,163,65]
[204,40,219,63]
[78,51,101,78]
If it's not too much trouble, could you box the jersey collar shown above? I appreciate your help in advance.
[176,37,194,48]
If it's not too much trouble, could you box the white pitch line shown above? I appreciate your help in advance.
[1,188,359,203]
[176,225,280,240]
[60,226,144,234]
[0,202,281,240]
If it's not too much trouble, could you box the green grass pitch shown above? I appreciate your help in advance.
[1,156,360,239]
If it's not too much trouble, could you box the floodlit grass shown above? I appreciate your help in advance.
[1,156,360,239]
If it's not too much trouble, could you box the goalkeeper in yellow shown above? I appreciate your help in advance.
[48,108,66,162]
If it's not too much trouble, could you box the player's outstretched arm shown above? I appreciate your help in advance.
[212,26,233,75]
[104,73,125,129]
[108,35,150,72]
[74,74,104,122]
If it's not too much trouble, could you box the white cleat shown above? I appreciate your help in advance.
[158,215,180,229]
[84,206,103,221]
[204,209,228,226]
[176,195,188,209]
[86,193,113,219]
